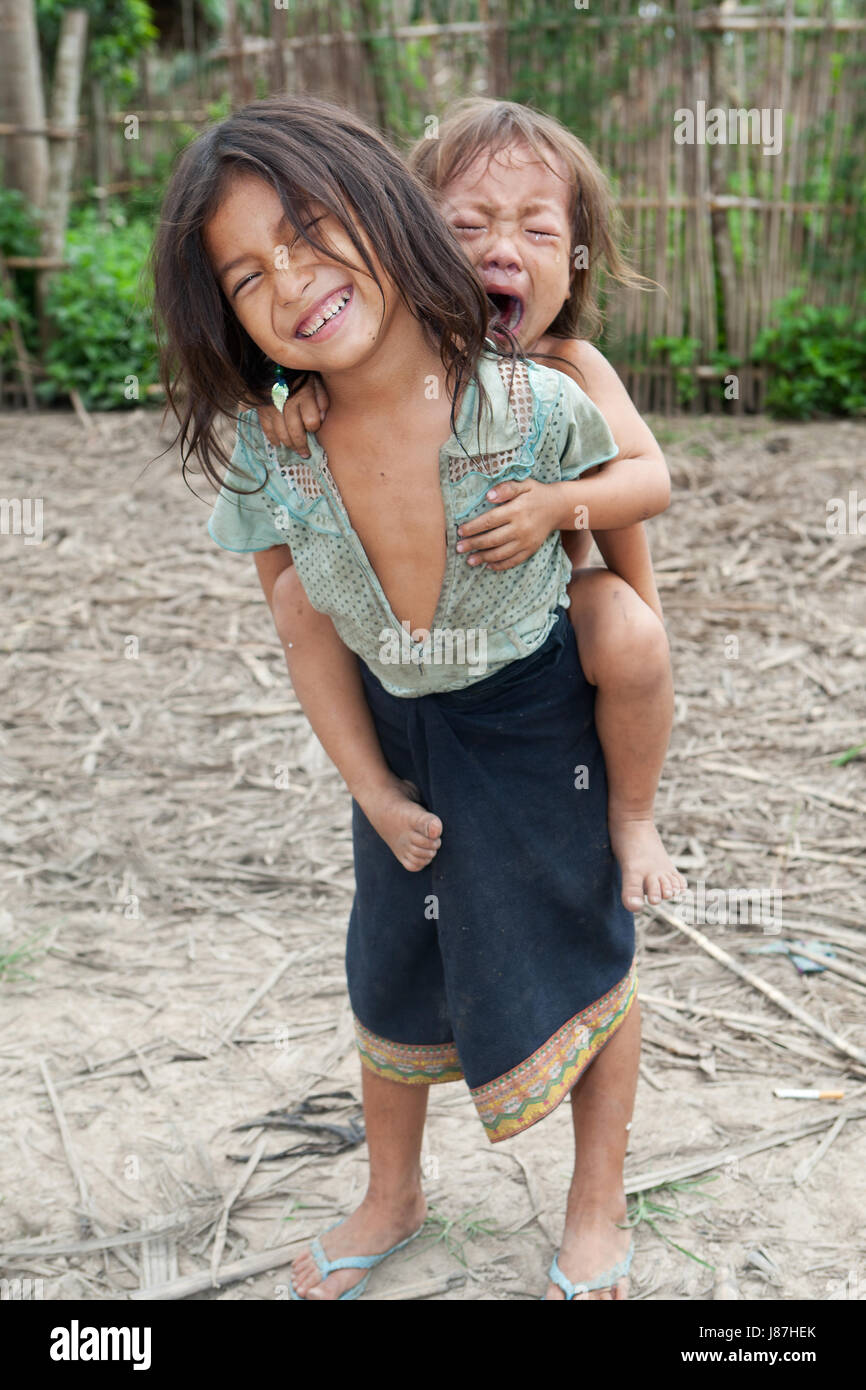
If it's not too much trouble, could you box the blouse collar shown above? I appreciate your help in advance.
[298,341,525,468]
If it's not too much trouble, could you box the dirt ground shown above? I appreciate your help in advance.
[1,406,864,1301]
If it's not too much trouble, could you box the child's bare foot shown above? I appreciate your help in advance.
[290,1187,427,1300]
[355,773,443,871]
[608,812,687,912]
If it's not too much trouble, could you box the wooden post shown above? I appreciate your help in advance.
[0,248,37,409]
[707,34,739,408]
[0,0,49,210]
[356,0,389,132]
[90,78,109,229]
[481,0,508,98]
[37,8,88,351]
[224,0,251,109]
[270,0,288,94]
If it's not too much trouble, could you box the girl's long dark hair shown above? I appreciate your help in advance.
[151,95,508,494]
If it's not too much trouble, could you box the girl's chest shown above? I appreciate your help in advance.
[314,431,451,633]
[330,449,446,548]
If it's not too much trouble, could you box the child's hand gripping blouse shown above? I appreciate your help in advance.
[207,348,618,696]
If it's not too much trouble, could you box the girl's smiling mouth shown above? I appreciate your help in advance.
[295,284,354,339]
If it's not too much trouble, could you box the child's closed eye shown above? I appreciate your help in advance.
[232,272,260,297]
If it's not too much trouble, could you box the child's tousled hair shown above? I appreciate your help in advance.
[151,95,503,493]
[407,97,651,345]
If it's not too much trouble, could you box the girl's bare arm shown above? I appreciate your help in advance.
[253,542,294,607]
[253,546,396,803]
[532,337,667,617]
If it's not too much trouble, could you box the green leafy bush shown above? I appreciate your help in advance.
[0,192,42,374]
[40,208,158,409]
[750,289,866,419]
[37,0,158,90]
[649,335,702,407]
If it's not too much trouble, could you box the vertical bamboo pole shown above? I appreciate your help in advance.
[708,31,738,389]
[270,0,287,93]
[90,78,108,228]
[0,0,49,211]
[37,7,88,351]
[181,0,195,56]
[357,0,389,131]
[765,0,793,329]
[328,2,353,113]
[653,39,672,416]
[224,0,250,109]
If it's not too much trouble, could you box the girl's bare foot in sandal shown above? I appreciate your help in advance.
[290,1187,427,1300]
[354,772,443,872]
[544,1194,633,1301]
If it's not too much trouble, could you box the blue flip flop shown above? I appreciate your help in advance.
[546,1237,634,1300]
[289,1219,426,1301]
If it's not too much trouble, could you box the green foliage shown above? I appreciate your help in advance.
[0,193,42,375]
[649,335,702,407]
[646,336,743,409]
[37,0,157,90]
[40,207,159,410]
[0,189,44,257]
[750,289,866,420]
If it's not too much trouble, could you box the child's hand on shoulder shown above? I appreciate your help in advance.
[456,479,559,571]
[256,376,329,458]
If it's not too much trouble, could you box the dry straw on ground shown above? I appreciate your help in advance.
[0,406,864,1300]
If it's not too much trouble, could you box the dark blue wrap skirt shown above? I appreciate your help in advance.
[347,605,637,1143]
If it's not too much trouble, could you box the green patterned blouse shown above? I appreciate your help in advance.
[207,345,618,696]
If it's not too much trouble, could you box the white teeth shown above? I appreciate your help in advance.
[300,289,350,337]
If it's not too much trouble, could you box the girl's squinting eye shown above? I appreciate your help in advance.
[453,223,484,234]
[527,229,558,241]
[232,271,260,298]
[230,215,328,297]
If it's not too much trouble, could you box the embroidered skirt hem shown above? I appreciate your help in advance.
[354,956,637,1143]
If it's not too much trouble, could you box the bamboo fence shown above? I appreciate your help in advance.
[3,0,865,412]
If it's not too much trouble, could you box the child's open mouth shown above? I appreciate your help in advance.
[487,292,524,335]
[295,285,353,340]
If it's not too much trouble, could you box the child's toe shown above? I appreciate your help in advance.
[644,875,662,904]
[621,877,645,911]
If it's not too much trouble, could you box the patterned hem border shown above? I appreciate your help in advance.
[471,959,639,1144]
[353,1014,464,1086]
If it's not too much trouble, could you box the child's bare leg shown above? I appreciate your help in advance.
[545,999,641,1300]
[271,566,442,871]
[290,1067,428,1300]
[566,567,686,911]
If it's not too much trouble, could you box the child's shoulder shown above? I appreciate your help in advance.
[476,343,583,419]
[530,335,620,400]
[474,344,616,467]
